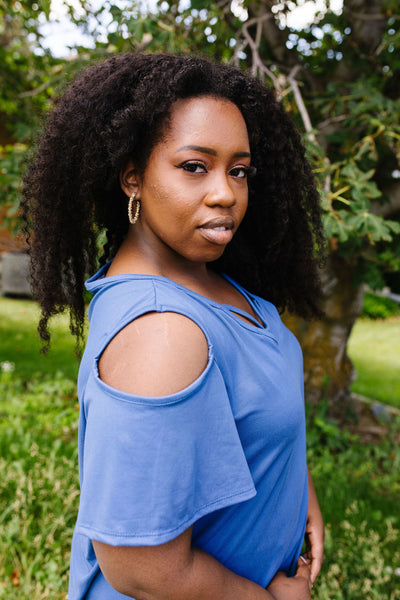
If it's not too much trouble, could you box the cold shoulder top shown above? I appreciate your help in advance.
[68,265,308,599]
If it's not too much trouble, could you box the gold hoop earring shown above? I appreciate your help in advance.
[128,191,140,225]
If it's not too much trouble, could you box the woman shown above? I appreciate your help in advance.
[23,53,324,599]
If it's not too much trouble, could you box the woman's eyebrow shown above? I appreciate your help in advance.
[175,145,251,159]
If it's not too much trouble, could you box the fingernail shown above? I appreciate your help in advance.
[300,555,307,564]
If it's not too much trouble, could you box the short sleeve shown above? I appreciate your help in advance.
[76,352,256,546]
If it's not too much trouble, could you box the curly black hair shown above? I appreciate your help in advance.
[22,52,325,350]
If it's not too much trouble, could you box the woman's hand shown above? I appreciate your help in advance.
[267,557,312,600]
[303,469,324,583]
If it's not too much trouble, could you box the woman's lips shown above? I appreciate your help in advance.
[198,217,234,245]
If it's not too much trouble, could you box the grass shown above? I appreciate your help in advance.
[306,406,400,599]
[1,297,400,598]
[348,316,400,408]
[0,371,79,599]
[0,297,80,381]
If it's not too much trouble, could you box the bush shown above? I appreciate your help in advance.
[361,292,400,320]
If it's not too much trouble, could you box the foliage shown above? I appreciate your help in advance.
[0,1,78,225]
[0,0,53,129]
[310,79,400,287]
[271,1,400,287]
[0,143,29,234]
[361,292,400,319]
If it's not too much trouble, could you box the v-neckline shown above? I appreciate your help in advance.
[218,275,266,329]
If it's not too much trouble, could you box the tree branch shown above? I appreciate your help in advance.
[18,80,53,99]
[287,66,316,141]
[239,14,282,90]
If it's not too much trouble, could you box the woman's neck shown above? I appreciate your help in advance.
[107,235,214,290]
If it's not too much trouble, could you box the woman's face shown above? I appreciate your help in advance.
[124,95,251,269]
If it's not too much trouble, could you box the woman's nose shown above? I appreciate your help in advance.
[205,173,236,207]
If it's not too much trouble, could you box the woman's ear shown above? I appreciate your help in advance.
[120,159,140,199]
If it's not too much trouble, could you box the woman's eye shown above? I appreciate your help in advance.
[178,162,207,174]
[229,165,257,179]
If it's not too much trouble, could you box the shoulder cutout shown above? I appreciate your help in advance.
[98,312,209,397]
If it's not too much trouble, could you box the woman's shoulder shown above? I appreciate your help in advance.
[80,273,215,401]
[99,310,209,397]
[84,270,215,362]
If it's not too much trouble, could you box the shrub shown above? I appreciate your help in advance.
[361,292,400,320]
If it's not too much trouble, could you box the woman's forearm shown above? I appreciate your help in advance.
[109,545,274,600]
[178,547,289,600]
[181,549,311,600]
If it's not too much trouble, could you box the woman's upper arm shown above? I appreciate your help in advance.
[98,311,209,396]
[92,529,278,600]
[95,314,206,594]
[92,527,194,598]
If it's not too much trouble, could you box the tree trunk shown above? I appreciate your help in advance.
[283,254,365,409]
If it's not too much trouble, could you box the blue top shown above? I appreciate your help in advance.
[68,266,308,600]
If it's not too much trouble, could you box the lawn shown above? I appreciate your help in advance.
[348,316,400,408]
[0,297,80,381]
[1,297,400,599]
